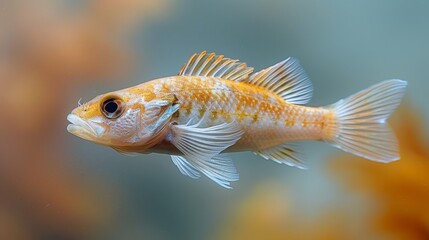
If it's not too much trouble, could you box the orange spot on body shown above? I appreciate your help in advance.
[161,83,169,91]
[272,106,282,121]
[236,111,248,122]
[210,110,218,121]
[285,120,295,127]
[259,102,268,112]
[252,114,259,123]
[143,92,156,102]
[219,108,232,122]
[184,102,193,115]
[302,120,309,128]
[198,106,206,118]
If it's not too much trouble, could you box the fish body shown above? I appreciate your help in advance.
[67,51,407,188]
[120,76,328,153]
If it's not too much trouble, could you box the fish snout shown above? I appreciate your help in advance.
[67,114,106,138]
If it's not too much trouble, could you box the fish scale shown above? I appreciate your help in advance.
[67,51,407,188]
[144,76,327,151]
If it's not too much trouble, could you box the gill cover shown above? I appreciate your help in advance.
[112,94,180,150]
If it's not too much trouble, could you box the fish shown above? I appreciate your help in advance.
[67,51,407,188]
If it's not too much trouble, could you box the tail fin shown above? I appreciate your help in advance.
[323,79,407,162]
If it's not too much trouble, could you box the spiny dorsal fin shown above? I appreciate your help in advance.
[178,51,254,81]
[246,58,313,105]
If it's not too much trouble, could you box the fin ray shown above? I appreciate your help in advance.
[171,155,201,179]
[171,154,239,188]
[169,120,243,188]
[191,154,239,188]
[255,143,306,169]
[170,121,243,160]
[324,79,407,162]
[178,51,253,81]
[246,58,313,105]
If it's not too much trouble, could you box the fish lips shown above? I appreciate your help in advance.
[67,114,106,140]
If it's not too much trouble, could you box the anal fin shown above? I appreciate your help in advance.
[255,143,306,169]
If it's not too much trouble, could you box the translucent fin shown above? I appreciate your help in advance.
[178,51,254,81]
[194,154,239,189]
[324,79,407,162]
[171,154,239,188]
[246,58,313,105]
[169,120,243,188]
[171,155,201,179]
[255,143,306,169]
[170,120,243,161]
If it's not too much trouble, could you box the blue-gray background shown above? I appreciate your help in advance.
[64,0,427,239]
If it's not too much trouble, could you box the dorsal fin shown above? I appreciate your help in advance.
[245,58,313,105]
[178,51,254,81]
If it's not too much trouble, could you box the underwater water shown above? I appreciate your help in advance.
[1,0,428,239]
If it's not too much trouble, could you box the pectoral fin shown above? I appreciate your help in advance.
[169,121,243,188]
[171,155,201,179]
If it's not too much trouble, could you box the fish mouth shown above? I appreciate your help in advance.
[67,114,105,140]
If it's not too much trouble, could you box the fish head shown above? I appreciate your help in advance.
[67,90,138,146]
[67,88,179,149]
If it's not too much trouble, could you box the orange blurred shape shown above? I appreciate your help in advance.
[216,184,359,240]
[329,104,429,240]
[0,0,170,239]
[217,184,291,240]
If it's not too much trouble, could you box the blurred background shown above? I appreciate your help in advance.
[0,0,428,239]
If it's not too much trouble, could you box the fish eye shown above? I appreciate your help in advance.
[101,97,125,119]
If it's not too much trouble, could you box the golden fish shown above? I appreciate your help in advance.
[67,51,407,188]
